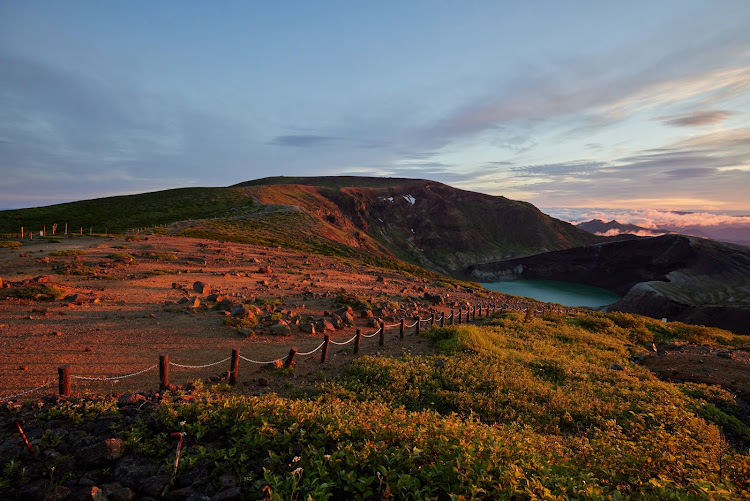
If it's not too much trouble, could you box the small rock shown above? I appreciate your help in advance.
[258,266,272,274]
[44,485,71,501]
[717,351,735,359]
[72,485,106,501]
[609,363,625,371]
[187,297,200,308]
[212,487,242,501]
[193,281,209,294]
[78,438,126,465]
[299,322,316,334]
[361,310,374,319]
[218,298,233,311]
[375,275,386,283]
[101,482,135,501]
[118,393,146,406]
[258,377,269,387]
[140,476,169,499]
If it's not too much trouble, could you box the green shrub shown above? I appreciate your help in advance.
[0,240,22,248]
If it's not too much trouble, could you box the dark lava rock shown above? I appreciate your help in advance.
[114,455,158,490]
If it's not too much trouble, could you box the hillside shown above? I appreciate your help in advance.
[0,176,600,274]
[468,235,750,335]
[1,231,749,499]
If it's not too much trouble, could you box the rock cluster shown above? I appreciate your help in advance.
[1,393,242,501]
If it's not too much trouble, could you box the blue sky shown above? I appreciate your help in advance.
[1,1,749,210]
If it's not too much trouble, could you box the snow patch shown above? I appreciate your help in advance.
[403,195,416,205]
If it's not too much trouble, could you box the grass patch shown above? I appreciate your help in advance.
[49,249,87,256]
[0,240,22,248]
[146,252,177,261]
[107,252,136,263]
[13,285,65,301]
[222,314,258,329]
[56,265,101,276]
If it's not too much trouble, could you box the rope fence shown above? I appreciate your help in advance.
[1,302,523,400]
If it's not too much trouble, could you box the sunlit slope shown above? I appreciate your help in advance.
[0,176,600,275]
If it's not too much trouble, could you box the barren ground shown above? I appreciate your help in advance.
[0,235,506,399]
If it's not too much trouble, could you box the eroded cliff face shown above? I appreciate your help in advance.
[468,235,750,335]
[323,181,599,274]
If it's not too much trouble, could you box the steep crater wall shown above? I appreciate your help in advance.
[467,235,750,335]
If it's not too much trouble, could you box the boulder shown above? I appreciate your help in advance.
[316,319,336,333]
[230,305,250,318]
[333,306,353,317]
[258,266,272,274]
[342,311,355,325]
[270,321,291,336]
[218,298,233,311]
[361,310,374,319]
[299,322,316,334]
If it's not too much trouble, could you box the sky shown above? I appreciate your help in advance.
[1,1,750,212]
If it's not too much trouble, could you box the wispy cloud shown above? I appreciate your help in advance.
[659,110,731,127]
[270,135,339,148]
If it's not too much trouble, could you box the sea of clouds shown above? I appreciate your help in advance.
[542,208,750,228]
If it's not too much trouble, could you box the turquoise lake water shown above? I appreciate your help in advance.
[482,280,622,308]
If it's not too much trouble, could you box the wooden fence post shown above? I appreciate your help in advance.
[399,319,405,340]
[458,308,462,324]
[58,365,71,397]
[415,317,420,336]
[440,312,445,327]
[321,334,330,364]
[159,354,169,390]
[285,347,297,368]
[230,348,239,385]
[431,313,435,326]
[379,321,385,346]
[65,223,67,235]
[354,329,361,354]
[450,310,455,325]
[21,227,24,239]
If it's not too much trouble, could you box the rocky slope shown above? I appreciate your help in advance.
[467,235,750,334]
[1,176,600,275]
[238,177,600,274]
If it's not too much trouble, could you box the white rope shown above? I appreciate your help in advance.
[71,364,158,381]
[419,318,431,323]
[329,334,357,346]
[361,327,381,338]
[239,355,282,365]
[385,323,401,328]
[297,341,326,356]
[170,357,231,369]
[0,380,55,401]
[406,320,419,328]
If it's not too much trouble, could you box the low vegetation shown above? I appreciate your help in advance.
[3,310,747,499]
[12,285,65,301]
[0,240,22,248]
[49,249,87,256]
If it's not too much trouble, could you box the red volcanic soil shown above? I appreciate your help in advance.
[1,235,748,404]
[0,235,497,399]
